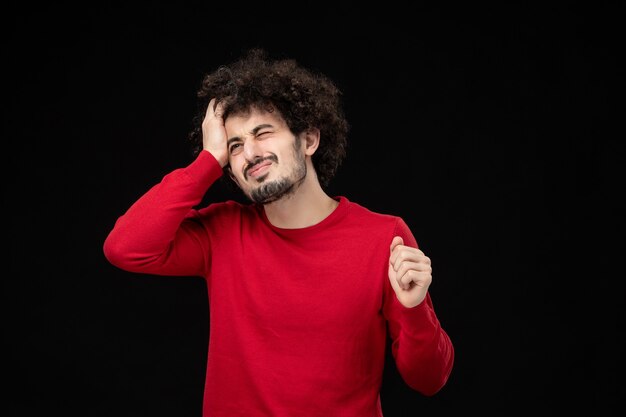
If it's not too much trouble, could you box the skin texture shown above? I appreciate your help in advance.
[202,98,433,309]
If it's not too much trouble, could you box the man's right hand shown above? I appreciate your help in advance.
[202,97,229,167]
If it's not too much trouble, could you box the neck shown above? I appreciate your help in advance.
[262,172,338,229]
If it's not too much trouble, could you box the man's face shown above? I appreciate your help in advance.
[225,108,307,204]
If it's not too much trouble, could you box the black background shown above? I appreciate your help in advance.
[4,3,624,416]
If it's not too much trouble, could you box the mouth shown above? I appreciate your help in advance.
[246,161,273,179]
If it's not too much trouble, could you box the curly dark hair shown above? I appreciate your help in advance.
[188,48,349,188]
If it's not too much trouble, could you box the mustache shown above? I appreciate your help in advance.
[244,155,278,179]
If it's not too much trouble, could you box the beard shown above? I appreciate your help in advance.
[250,176,300,204]
[247,135,307,204]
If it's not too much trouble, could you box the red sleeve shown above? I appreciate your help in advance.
[102,151,223,277]
[382,218,455,395]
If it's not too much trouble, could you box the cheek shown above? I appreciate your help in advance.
[227,159,244,181]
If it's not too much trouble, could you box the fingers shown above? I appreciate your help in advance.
[397,264,432,289]
[389,235,432,290]
[390,236,404,253]
[205,98,225,120]
[202,97,229,167]
[389,238,428,268]
[396,261,431,282]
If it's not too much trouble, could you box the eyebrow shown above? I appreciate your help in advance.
[227,124,274,147]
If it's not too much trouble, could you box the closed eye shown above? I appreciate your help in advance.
[228,130,273,155]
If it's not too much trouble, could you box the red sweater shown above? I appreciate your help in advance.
[103,151,454,417]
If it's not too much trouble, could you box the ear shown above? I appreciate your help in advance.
[303,128,320,156]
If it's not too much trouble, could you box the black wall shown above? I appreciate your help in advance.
[5,4,623,416]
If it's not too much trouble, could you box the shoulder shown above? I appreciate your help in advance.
[342,197,417,247]
[344,197,403,224]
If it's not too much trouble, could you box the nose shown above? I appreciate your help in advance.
[243,138,262,162]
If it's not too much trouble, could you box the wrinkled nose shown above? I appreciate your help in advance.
[243,139,262,162]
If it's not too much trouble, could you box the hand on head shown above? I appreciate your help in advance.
[202,98,229,167]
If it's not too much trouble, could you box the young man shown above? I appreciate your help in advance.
[103,48,454,416]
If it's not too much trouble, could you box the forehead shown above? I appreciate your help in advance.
[224,107,287,136]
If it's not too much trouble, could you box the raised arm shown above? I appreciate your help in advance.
[383,219,455,395]
[103,98,230,277]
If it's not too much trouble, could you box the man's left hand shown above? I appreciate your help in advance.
[388,236,432,308]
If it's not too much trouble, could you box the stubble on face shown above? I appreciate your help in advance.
[247,135,307,204]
